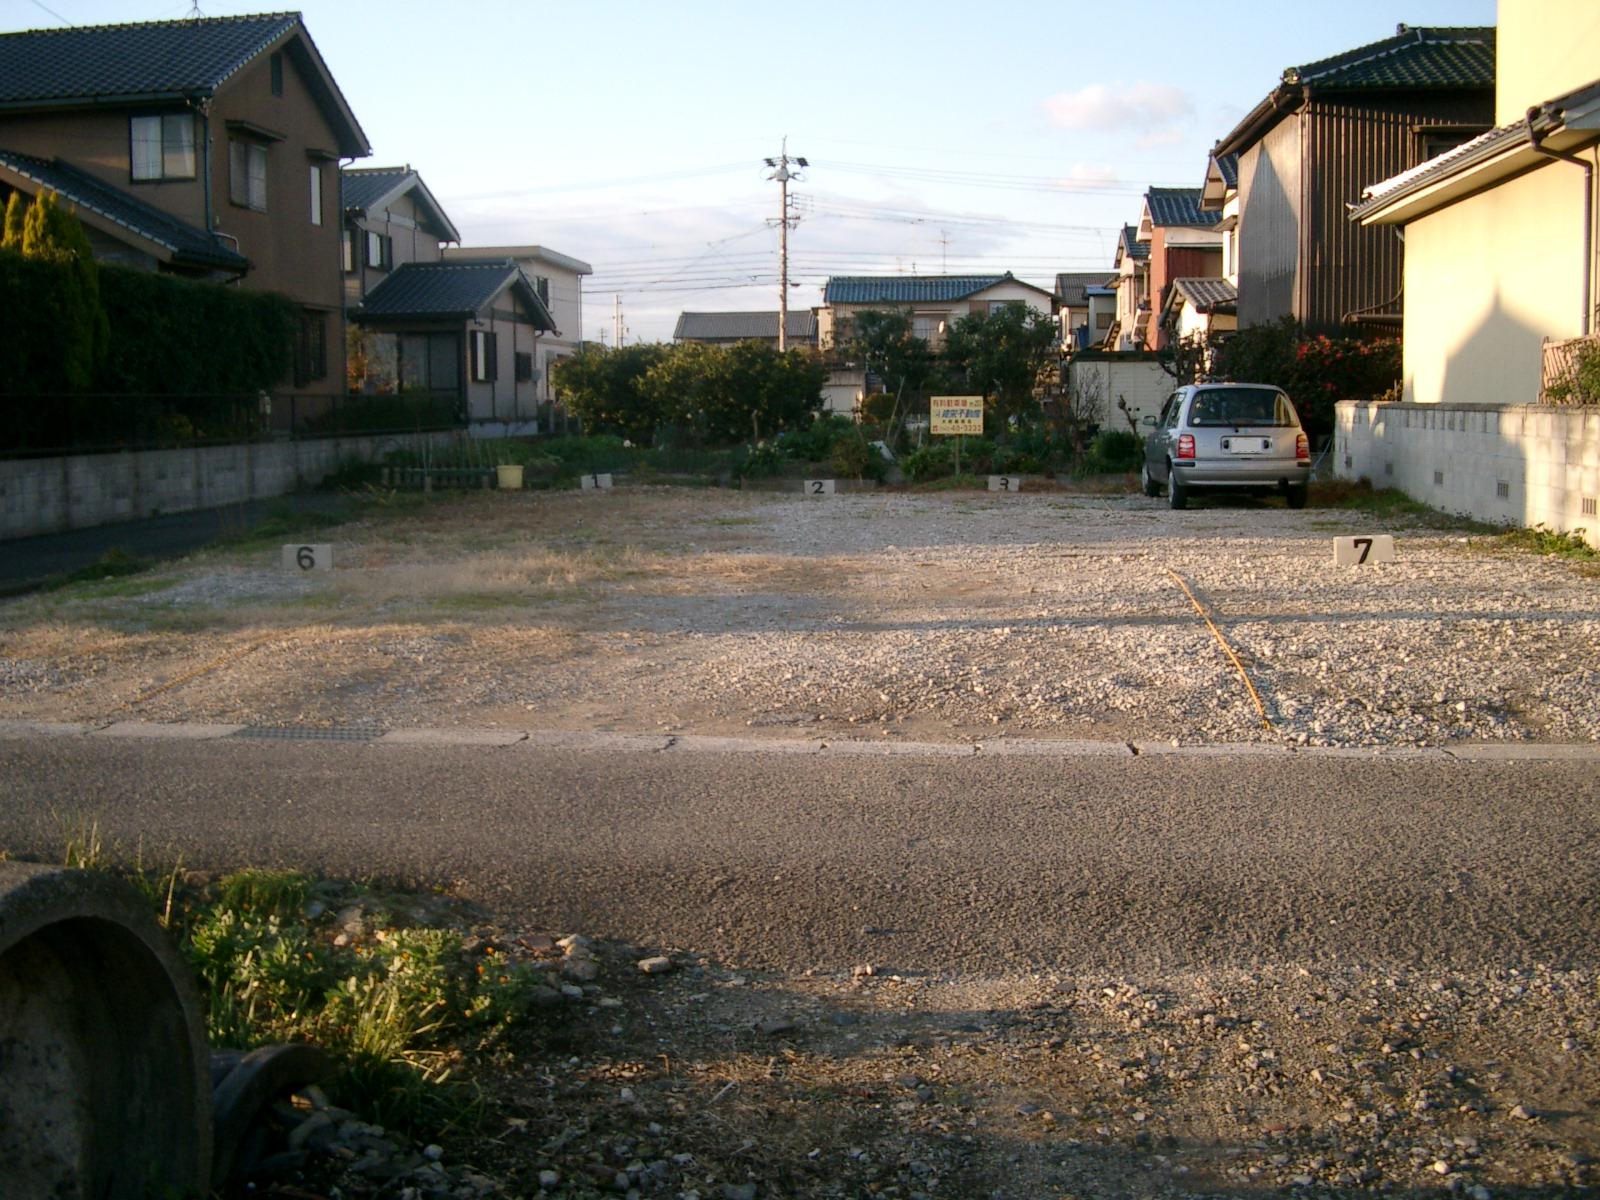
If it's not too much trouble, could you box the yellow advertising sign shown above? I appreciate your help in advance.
[930,396,984,436]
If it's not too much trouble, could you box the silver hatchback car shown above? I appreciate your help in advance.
[1141,383,1311,510]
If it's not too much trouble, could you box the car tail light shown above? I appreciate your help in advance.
[1296,432,1310,463]
[1176,434,1195,460]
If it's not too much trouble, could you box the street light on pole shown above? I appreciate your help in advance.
[764,139,807,352]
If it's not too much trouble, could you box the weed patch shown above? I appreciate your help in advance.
[1497,523,1598,563]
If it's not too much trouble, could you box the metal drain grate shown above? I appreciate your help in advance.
[233,725,386,742]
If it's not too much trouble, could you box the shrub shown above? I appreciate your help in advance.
[1083,429,1142,474]
[902,441,953,481]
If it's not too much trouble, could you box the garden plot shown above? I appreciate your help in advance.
[1,486,1596,747]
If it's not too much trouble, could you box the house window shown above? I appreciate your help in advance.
[130,114,195,181]
[341,229,354,273]
[294,311,328,387]
[1096,311,1112,329]
[988,300,1025,316]
[911,312,943,342]
[471,329,498,382]
[364,230,391,269]
[514,351,534,382]
[270,52,284,97]
[228,139,268,211]
[308,163,323,226]
[533,276,551,304]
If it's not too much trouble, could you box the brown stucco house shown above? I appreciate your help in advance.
[1209,24,1495,336]
[0,12,371,397]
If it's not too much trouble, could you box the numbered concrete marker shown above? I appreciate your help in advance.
[282,543,332,572]
[1333,534,1395,566]
[988,475,1022,493]
[579,473,614,491]
[803,479,836,496]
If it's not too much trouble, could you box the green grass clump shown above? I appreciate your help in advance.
[1499,523,1598,562]
[121,866,554,1134]
[1310,480,1498,531]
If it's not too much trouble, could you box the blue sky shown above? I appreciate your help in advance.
[4,0,1496,341]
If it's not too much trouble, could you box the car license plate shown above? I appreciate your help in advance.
[1222,437,1271,454]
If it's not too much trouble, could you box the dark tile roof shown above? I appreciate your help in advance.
[1170,277,1238,313]
[356,260,556,329]
[0,148,247,271]
[824,274,1011,304]
[0,13,300,105]
[1054,272,1113,306]
[673,310,817,342]
[1145,187,1220,229]
[1290,25,1494,91]
[1118,224,1150,261]
[1216,153,1238,188]
[341,166,460,243]
[340,167,411,213]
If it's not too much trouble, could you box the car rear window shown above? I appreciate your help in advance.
[1185,388,1296,427]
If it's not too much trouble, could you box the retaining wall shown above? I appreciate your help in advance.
[1334,400,1600,546]
[0,432,450,540]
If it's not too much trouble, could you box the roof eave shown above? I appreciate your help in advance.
[1214,83,1301,160]
[277,24,371,159]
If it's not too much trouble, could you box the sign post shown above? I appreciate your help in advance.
[930,396,984,477]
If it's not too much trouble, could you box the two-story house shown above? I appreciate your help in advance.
[1102,225,1151,352]
[1137,187,1224,351]
[1212,23,1495,336]
[1055,272,1116,352]
[0,13,371,398]
[816,273,1053,354]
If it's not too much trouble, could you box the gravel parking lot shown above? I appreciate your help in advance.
[1,485,1596,747]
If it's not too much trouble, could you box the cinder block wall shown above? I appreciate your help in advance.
[1335,401,1600,546]
[0,433,453,541]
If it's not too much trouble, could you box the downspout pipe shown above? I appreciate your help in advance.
[1526,108,1594,336]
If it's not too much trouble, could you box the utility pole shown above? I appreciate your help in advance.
[613,294,623,348]
[764,139,807,351]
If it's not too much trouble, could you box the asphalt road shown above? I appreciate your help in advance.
[2,734,1596,977]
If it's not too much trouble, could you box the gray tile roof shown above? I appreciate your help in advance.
[0,13,299,105]
[673,310,817,342]
[824,274,1011,305]
[1145,187,1221,229]
[1054,272,1112,306]
[341,166,460,243]
[0,148,247,271]
[355,260,556,330]
[1290,25,1494,91]
[1118,225,1150,261]
[1170,277,1238,313]
[0,13,369,156]
[1216,153,1238,188]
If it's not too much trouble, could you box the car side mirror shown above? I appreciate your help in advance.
[1142,415,1157,427]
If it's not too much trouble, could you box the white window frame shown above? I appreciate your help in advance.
[308,163,323,226]
[229,139,268,212]
[131,114,196,181]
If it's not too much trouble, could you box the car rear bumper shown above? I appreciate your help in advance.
[1173,460,1310,487]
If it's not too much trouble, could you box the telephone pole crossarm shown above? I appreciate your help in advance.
[764,140,808,351]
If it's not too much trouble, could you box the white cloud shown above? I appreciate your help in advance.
[1060,163,1119,187]
[1043,82,1194,146]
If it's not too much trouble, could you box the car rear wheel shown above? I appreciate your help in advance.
[1141,462,1161,497]
[1167,468,1188,510]
[1286,483,1308,509]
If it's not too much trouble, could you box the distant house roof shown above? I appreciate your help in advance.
[1054,272,1114,307]
[823,272,1050,305]
[355,260,557,331]
[0,13,369,156]
[674,310,817,342]
[1200,153,1239,212]
[1145,187,1220,229]
[441,245,594,276]
[0,148,247,272]
[1216,25,1494,159]
[1116,224,1150,263]
[342,166,460,243]
[1169,277,1239,314]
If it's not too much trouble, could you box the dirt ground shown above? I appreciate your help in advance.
[2,484,1597,748]
[4,483,1598,1198]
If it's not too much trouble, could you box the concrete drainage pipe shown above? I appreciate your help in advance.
[0,861,212,1198]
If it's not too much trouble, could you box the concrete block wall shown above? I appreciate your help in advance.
[1335,401,1600,546]
[0,432,451,541]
